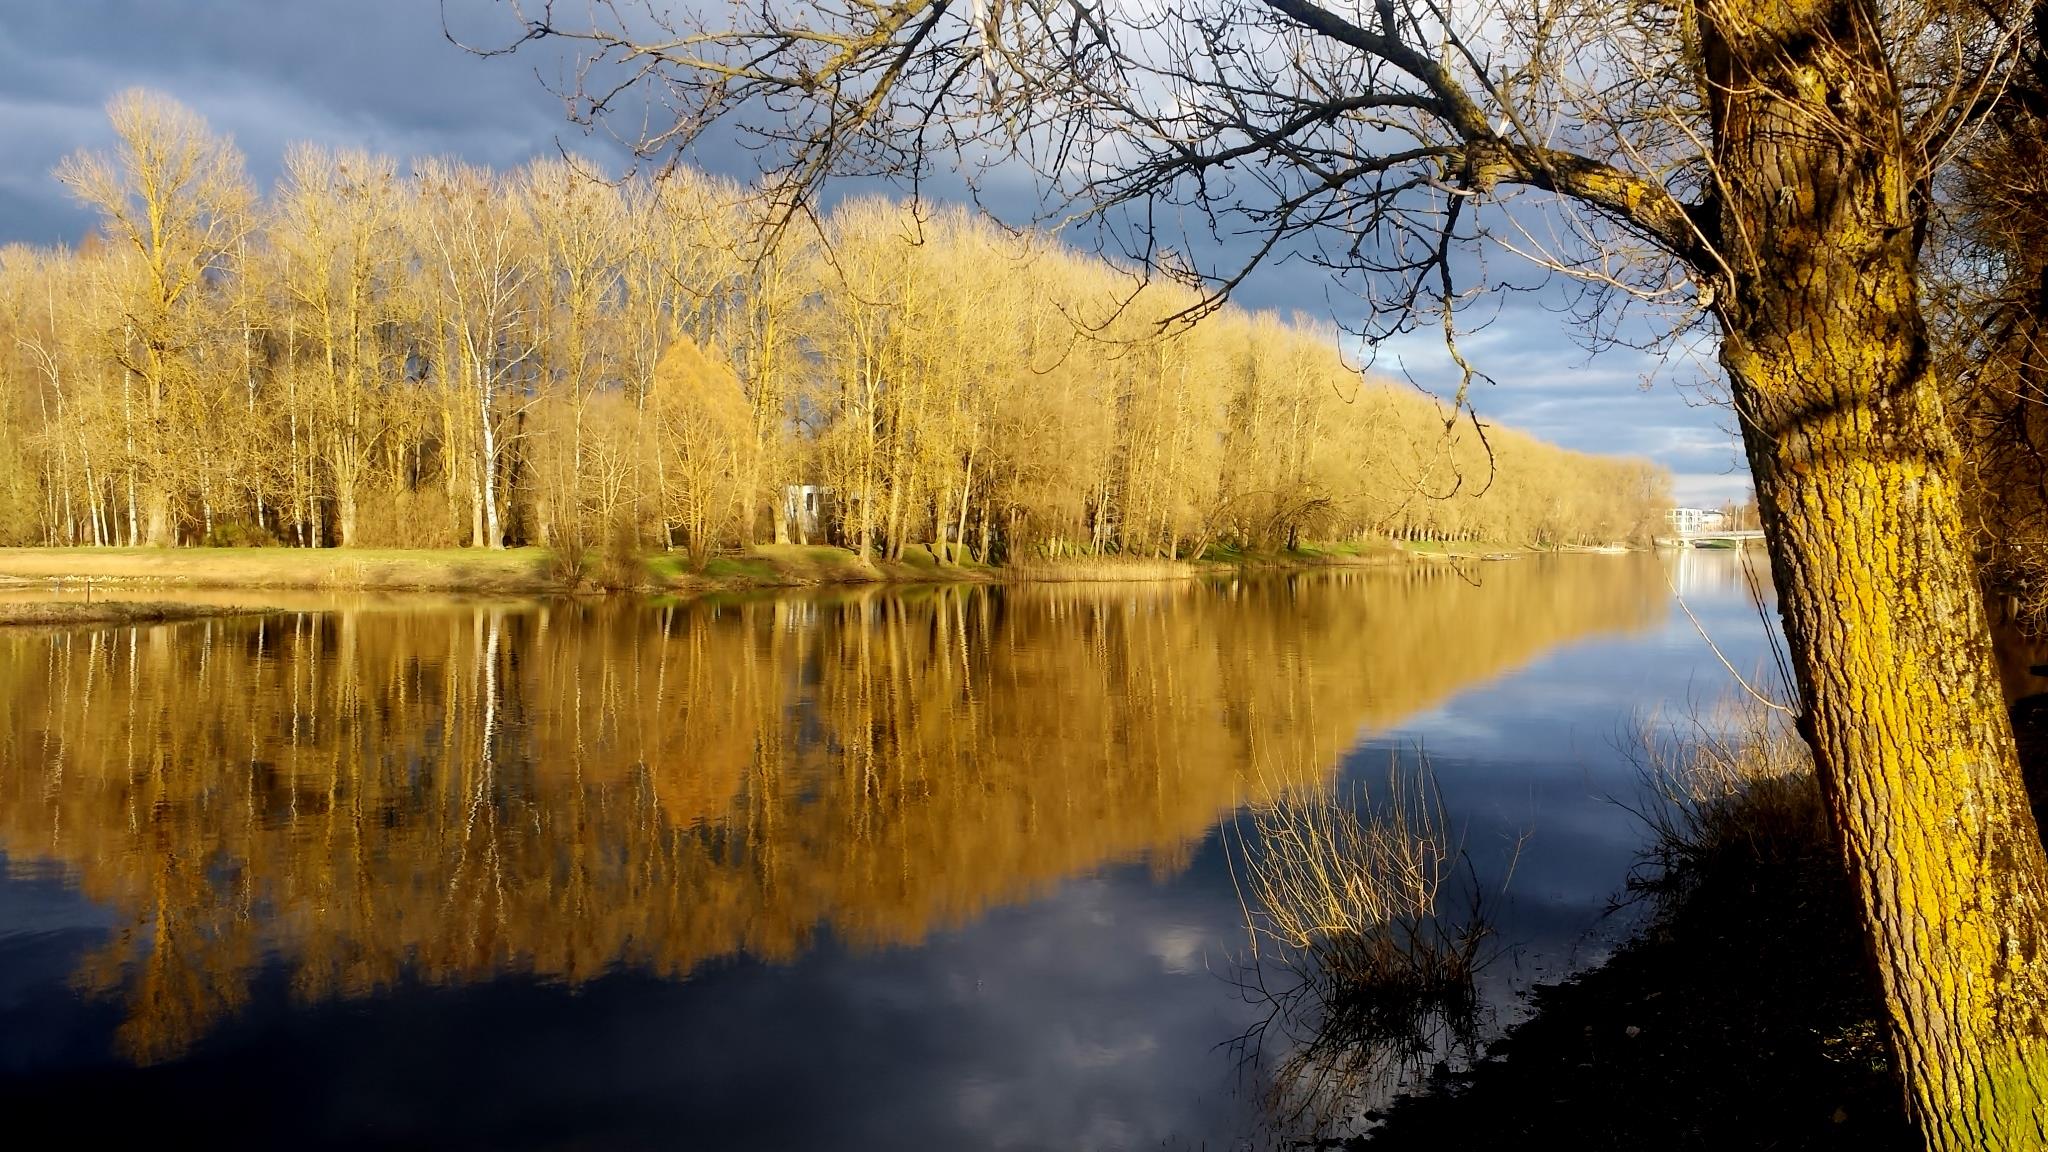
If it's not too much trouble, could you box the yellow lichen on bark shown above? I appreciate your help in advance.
[1735,351,2048,1147]
[1704,1,2048,1137]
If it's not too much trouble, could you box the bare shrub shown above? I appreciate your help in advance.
[1231,757,1491,1134]
[547,531,590,588]
[200,520,278,547]
[594,516,644,591]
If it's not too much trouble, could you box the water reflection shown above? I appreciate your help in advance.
[1667,542,1775,603]
[0,559,1666,1069]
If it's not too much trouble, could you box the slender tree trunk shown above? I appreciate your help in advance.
[479,363,503,550]
[953,452,974,566]
[57,444,74,544]
[740,470,760,549]
[1707,3,2048,1145]
[470,461,486,550]
[83,451,103,547]
[883,466,905,562]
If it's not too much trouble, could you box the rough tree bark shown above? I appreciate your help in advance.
[1707,2,2048,1143]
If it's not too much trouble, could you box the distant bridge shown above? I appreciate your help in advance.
[1662,507,1764,546]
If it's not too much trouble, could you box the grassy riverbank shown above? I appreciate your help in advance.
[0,539,1433,598]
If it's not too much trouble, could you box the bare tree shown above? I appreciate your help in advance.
[56,89,252,546]
[652,335,751,566]
[411,158,539,550]
[472,0,2048,1142]
[275,145,405,547]
[520,155,626,546]
[8,93,1656,559]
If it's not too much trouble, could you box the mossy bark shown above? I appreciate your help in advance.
[1705,1,2048,1144]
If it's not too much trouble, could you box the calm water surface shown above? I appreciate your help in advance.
[0,551,1773,1148]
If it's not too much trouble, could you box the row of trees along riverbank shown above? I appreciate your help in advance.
[0,91,1669,563]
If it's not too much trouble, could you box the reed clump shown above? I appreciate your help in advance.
[318,557,374,591]
[1233,759,1489,1133]
[1362,701,1904,1148]
[1632,694,1824,896]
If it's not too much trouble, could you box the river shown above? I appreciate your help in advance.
[0,549,1775,1149]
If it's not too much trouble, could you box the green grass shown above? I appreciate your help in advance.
[1296,539,1400,558]
[890,547,942,572]
[647,543,880,589]
[696,554,782,581]
[1002,555,1197,582]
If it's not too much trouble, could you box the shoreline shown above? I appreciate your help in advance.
[0,539,1648,620]
[0,600,275,628]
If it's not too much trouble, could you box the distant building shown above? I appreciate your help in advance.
[784,485,833,541]
[1665,507,1730,537]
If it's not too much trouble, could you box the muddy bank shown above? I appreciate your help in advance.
[1358,820,1908,1149]
[0,601,269,628]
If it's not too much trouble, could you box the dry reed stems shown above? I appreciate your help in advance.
[1631,693,1822,892]
[1231,756,1490,1134]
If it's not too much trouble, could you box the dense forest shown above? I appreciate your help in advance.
[0,91,1667,560]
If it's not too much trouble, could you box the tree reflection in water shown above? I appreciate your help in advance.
[0,558,1661,1066]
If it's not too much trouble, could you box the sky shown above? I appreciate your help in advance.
[0,0,1752,506]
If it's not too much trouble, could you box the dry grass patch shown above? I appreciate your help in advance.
[1632,694,1823,891]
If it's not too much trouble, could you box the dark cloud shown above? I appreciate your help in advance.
[0,1,1746,500]
[0,0,627,244]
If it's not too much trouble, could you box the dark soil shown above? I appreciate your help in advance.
[1360,822,1911,1150]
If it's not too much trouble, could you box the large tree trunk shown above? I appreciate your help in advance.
[143,489,172,548]
[1707,3,2048,1145]
[333,445,361,549]
[336,486,359,550]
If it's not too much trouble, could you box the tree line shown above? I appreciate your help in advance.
[0,90,1668,560]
